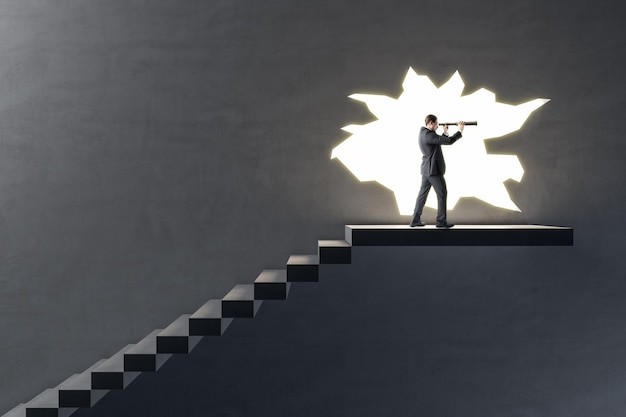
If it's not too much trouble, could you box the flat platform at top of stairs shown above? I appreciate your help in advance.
[345,225,573,246]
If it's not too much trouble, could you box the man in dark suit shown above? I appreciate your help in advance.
[410,115,464,228]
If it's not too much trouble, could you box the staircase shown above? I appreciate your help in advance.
[2,225,573,417]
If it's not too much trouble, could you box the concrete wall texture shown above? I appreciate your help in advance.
[1,0,625,414]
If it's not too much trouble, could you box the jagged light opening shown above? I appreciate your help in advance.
[331,68,549,215]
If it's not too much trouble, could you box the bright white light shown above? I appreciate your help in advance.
[331,68,549,215]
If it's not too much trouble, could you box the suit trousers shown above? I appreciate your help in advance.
[411,175,447,224]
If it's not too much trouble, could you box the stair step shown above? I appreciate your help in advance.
[189,299,233,336]
[318,240,352,264]
[3,403,25,417]
[25,389,77,417]
[287,255,319,282]
[156,314,202,354]
[124,330,172,372]
[222,285,263,318]
[345,224,574,246]
[58,361,108,408]
[91,344,140,390]
[254,270,291,300]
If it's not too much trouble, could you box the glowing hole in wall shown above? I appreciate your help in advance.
[331,68,549,215]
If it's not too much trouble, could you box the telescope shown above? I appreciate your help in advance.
[439,121,478,126]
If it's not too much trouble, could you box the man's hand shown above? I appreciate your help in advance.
[442,124,449,134]
[457,121,465,132]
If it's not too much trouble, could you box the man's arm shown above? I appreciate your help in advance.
[424,121,465,145]
[423,129,462,145]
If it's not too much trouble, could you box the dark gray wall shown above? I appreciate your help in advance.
[1,0,625,413]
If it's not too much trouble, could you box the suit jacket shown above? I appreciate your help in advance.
[419,126,462,176]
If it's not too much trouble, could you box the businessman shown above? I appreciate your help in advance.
[410,115,464,228]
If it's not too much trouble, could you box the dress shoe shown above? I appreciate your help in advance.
[436,222,454,228]
[409,221,426,227]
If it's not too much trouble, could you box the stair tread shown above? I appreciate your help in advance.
[3,403,26,417]
[318,240,351,247]
[92,345,135,373]
[254,270,287,283]
[190,299,222,319]
[287,254,318,265]
[158,314,192,337]
[223,284,255,301]
[125,330,163,355]
[59,360,107,390]
[345,224,574,246]
[27,389,59,408]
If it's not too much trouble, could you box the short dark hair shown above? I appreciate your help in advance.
[425,114,437,125]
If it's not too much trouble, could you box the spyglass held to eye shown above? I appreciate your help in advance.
[438,121,478,126]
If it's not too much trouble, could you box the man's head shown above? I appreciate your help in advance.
[425,114,438,130]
